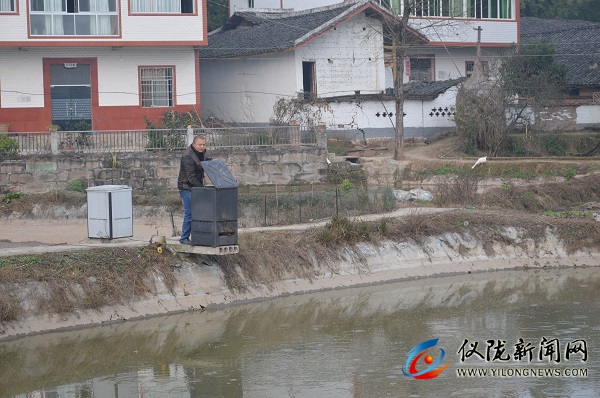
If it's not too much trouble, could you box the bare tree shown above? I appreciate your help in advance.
[455,37,567,156]
[391,2,412,160]
[454,25,507,155]
[382,1,462,160]
[271,97,331,126]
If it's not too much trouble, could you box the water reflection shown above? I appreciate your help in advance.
[2,266,599,397]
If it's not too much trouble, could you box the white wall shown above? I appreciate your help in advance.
[576,105,600,128]
[98,48,198,107]
[200,52,298,123]
[410,19,518,45]
[0,0,205,43]
[426,46,504,81]
[298,12,385,97]
[229,0,344,15]
[0,48,45,108]
[120,1,205,43]
[385,46,506,86]
[201,11,385,124]
[0,47,198,108]
[0,1,28,41]
[316,86,459,135]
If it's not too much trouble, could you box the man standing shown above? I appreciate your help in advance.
[177,135,210,245]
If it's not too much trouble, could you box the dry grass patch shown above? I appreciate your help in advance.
[431,173,600,210]
[480,174,600,211]
[0,191,86,217]
[216,209,596,292]
[0,246,178,320]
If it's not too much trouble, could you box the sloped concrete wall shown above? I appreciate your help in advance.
[2,226,598,340]
[0,146,329,194]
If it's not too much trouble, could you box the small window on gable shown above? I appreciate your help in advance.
[568,87,580,97]
[131,0,194,14]
[0,0,15,12]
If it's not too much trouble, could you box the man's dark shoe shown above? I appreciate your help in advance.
[179,238,192,245]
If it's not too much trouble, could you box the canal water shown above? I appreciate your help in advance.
[1,266,599,397]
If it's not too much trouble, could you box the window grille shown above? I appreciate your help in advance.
[140,67,174,108]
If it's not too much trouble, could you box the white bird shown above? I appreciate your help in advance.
[471,156,487,169]
[326,157,332,165]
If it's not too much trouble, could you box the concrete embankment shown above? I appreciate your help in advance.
[1,221,598,341]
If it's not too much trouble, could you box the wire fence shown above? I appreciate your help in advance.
[1,125,320,155]
[237,186,397,228]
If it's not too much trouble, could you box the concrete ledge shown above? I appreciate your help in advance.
[167,239,239,255]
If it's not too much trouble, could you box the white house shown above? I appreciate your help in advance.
[202,1,392,123]
[202,0,469,137]
[0,0,206,132]
[228,1,519,83]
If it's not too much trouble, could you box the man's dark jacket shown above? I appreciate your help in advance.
[177,145,211,190]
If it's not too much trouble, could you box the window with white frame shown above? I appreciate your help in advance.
[140,67,174,108]
[395,0,514,19]
[130,0,194,14]
[248,0,254,8]
[30,0,119,36]
[0,0,15,12]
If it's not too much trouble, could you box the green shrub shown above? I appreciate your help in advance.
[147,129,185,149]
[341,178,353,192]
[542,135,567,156]
[564,167,576,180]
[0,134,18,155]
[1,192,25,204]
[145,110,197,150]
[319,216,371,244]
[497,135,529,157]
[66,179,86,193]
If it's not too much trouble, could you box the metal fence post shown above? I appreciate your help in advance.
[50,130,59,155]
[290,121,300,145]
[264,194,267,226]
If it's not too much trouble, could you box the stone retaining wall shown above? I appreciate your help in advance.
[0,146,329,194]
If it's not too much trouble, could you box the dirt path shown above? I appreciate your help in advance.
[357,135,600,188]
[403,135,600,165]
[0,207,458,256]
[0,217,175,253]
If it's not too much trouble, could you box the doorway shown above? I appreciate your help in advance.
[50,63,92,131]
[302,61,316,100]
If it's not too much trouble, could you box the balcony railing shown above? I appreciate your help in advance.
[1,126,320,156]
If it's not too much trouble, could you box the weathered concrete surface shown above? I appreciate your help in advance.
[1,210,598,341]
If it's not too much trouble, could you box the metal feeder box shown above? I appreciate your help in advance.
[86,185,133,239]
[191,160,238,247]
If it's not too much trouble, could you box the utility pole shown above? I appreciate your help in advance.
[473,25,483,78]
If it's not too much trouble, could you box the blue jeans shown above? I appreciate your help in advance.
[179,189,192,242]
